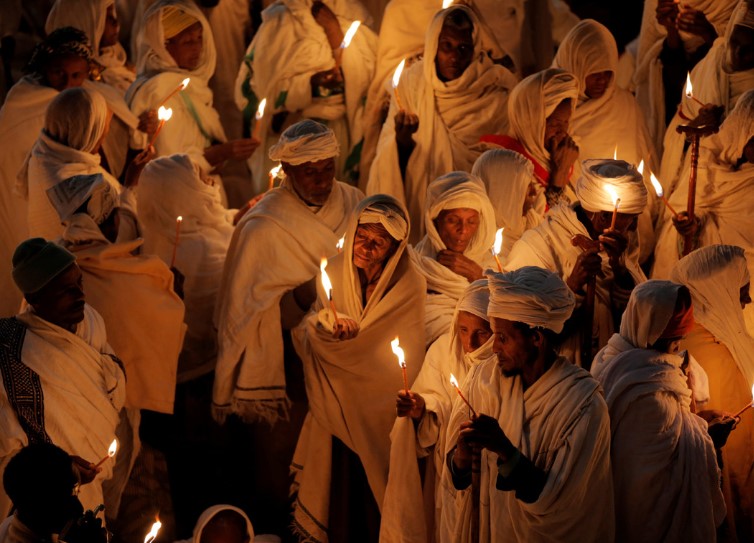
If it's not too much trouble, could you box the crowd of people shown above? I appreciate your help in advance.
[0,0,753,542]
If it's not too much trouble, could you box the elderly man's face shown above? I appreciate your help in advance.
[457,311,492,354]
[284,158,336,206]
[353,223,397,272]
[27,264,86,332]
[491,317,537,377]
[589,210,639,236]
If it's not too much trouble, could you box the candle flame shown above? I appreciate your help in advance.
[492,227,504,256]
[341,21,361,48]
[391,337,406,368]
[392,59,406,90]
[270,164,282,177]
[649,173,664,198]
[157,106,173,122]
[255,98,267,121]
[320,258,333,300]
[336,236,345,251]
[181,77,190,90]
[144,519,162,543]
[107,439,117,457]
[751,383,754,404]
[685,72,693,98]
[613,145,617,160]
[176,215,183,223]
[449,372,459,389]
[637,160,644,176]
[443,0,454,7]
[604,184,620,207]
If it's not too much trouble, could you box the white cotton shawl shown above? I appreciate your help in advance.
[189,504,255,543]
[212,179,363,424]
[381,280,492,543]
[575,159,648,214]
[138,154,233,382]
[236,0,376,192]
[441,356,614,542]
[409,171,497,345]
[634,0,738,156]
[45,0,136,93]
[367,4,516,242]
[290,195,425,541]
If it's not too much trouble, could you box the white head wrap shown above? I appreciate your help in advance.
[620,280,689,348]
[190,504,254,543]
[507,68,579,170]
[456,278,491,322]
[421,171,496,263]
[704,89,754,165]
[268,119,340,166]
[486,266,575,333]
[358,197,409,242]
[575,158,647,214]
[44,87,110,154]
[671,245,754,385]
[46,172,117,225]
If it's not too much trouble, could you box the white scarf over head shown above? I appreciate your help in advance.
[486,266,575,333]
[367,4,515,242]
[268,119,340,165]
[672,245,754,385]
[189,505,254,543]
[575,158,648,214]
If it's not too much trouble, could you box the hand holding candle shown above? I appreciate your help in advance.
[320,258,341,327]
[93,439,117,469]
[392,337,409,393]
[148,106,172,148]
[491,228,504,272]
[144,519,162,543]
[450,373,477,417]
[170,216,183,268]
[733,384,754,420]
[252,98,267,141]
[604,184,621,230]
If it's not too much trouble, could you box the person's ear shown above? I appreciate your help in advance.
[531,329,546,348]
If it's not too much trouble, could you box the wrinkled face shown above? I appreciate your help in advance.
[283,158,336,206]
[457,310,492,354]
[352,223,397,271]
[588,210,640,236]
[434,207,480,253]
[434,23,474,82]
[165,22,203,71]
[43,54,89,91]
[584,70,612,99]
[491,317,537,377]
[729,25,754,73]
[100,4,120,48]
[741,282,752,309]
[26,264,85,331]
[544,99,572,149]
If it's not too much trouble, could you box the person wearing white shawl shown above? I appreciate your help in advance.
[505,159,647,365]
[471,149,545,264]
[235,0,377,192]
[634,0,738,157]
[659,1,754,197]
[175,504,256,543]
[592,279,726,543]
[479,68,579,208]
[0,239,127,518]
[127,0,257,179]
[290,194,425,543]
[381,279,493,543]
[409,171,496,346]
[139,154,234,382]
[444,267,613,543]
[672,245,754,542]
[367,5,516,242]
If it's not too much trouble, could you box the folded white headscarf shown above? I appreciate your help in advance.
[268,119,340,166]
[188,504,254,543]
[486,266,575,333]
[457,278,491,323]
[44,87,110,154]
[575,158,648,214]
[358,198,409,242]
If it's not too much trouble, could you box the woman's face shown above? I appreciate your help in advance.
[544,99,572,149]
[457,310,492,354]
[584,70,612,99]
[43,54,89,91]
[353,223,397,271]
[100,4,120,48]
[165,22,203,71]
[434,208,480,253]
[434,23,474,82]
[729,25,754,73]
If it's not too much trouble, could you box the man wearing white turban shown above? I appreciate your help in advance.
[212,120,363,536]
[443,266,613,542]
[505,159,648,366]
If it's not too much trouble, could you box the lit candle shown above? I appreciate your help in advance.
[252,98,267,141]
[442,0,454,7]
[144,519,162,543]
[491,227,504,272]
[613,145,618,160]
[733,384,754,419]
[685,72,705,107]
[392,59,406,112]
[391,337,409,393]
[158,77,190,107]
[340,21,361,50]
[148,106,172,148]
[604,184,620,230]
[93,439,117,469]
[336,236,345,253]
[449,373,477,417]
[170,216,183,268]
[267,163,282,191]
[649,172,679,219]
[320,258,340,327]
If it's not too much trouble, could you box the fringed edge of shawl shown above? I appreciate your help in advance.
[291,496,327,543]
[211,396,291,426]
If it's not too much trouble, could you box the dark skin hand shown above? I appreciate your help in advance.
[171,267,185,300]
[396,390,426,419]
[690,104,724,131]
[331,317,359,340]
[123,145,156,188]
[72,456,99,484]
[436,250,483,283]
[677,8,717,45]
[598,229,630,276]
[547,132,579,189]
[568,235,601,294]
[454,414,516,471]
[672,211,702,238]
[395,109,419,148]
[137,109,159,136]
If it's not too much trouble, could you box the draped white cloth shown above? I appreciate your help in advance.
[592,281,725,542]
[634,0,738,156]
[138,154,233,382]
[236,0,377,192]
[212,179,363,424]
[367,5,516,241]
[409,172,496,345]
[381,280,492,543]
[290,195,425,541]
[441,356,614,542]
[127,0,226,173]
[0,304,126,516]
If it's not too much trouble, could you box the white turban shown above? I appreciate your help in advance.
[358,196,409,242]
[44,87,110,154]
[268,119,340,166]
[456,279,491,322]
[486,266,575,333]
[575,158,647,214]
[46,173,118,225]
